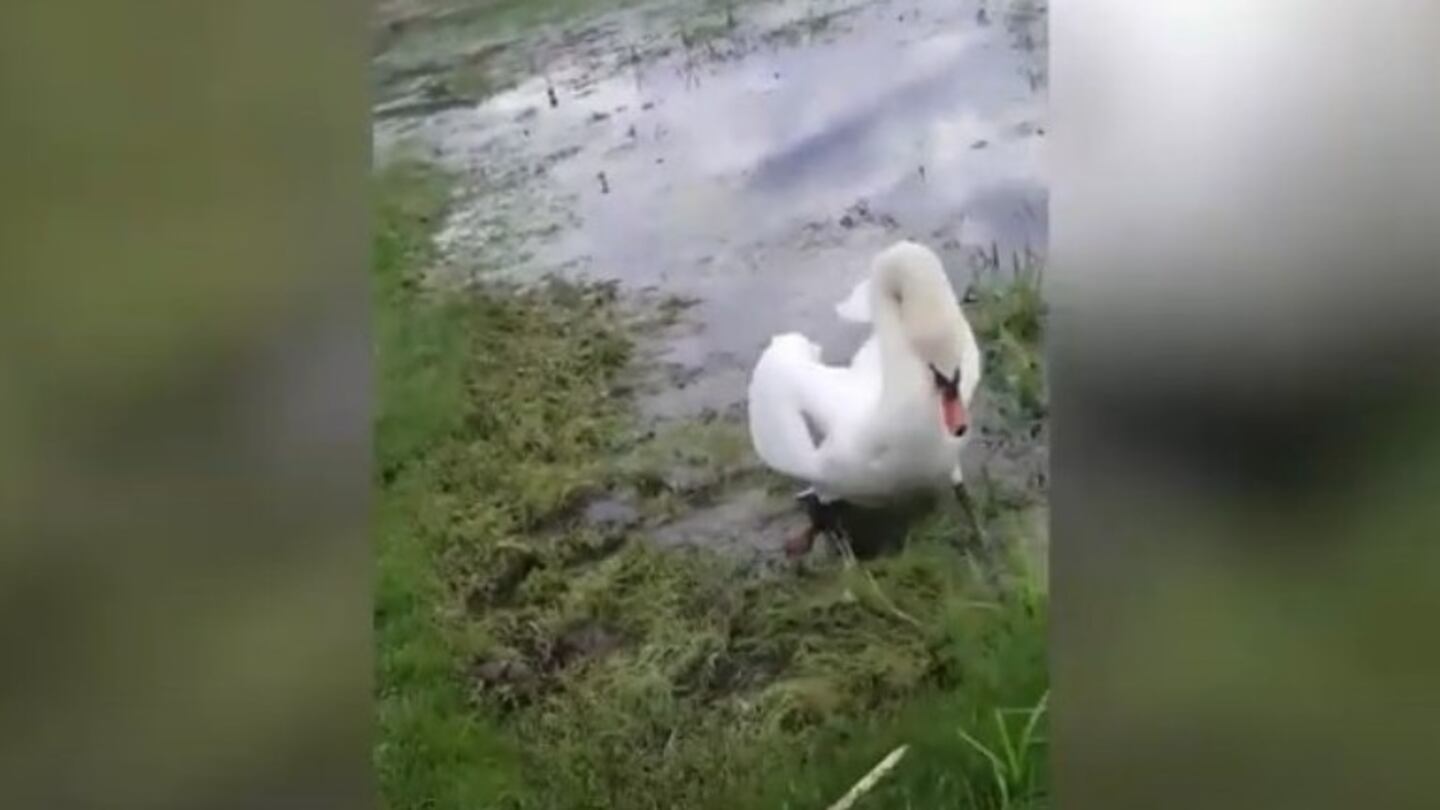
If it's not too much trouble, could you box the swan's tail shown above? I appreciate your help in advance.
[747,333,824,483]
[835,277,872,323]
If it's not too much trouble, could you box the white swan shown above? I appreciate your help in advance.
[747,240,983,556]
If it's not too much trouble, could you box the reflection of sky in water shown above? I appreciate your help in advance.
[376,0,1047,418]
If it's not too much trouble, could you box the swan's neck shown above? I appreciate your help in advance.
[871,273,927,410]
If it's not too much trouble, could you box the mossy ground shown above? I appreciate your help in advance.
[374,153,1048,809]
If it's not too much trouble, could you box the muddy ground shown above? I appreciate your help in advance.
[373,0,1048,569]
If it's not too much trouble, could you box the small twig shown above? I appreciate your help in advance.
[826,745,910,810]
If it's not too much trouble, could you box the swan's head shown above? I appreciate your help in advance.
[874,241,971,437]
[912,325,968,438]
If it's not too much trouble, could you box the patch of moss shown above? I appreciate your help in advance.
[375,158,1049,810]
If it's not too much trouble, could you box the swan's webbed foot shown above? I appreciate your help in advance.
[786,490,847,560]
[784,525,819,559]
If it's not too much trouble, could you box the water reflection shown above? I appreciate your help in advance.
[375,0,1048,419]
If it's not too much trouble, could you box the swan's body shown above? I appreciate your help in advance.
[747,241,982,510]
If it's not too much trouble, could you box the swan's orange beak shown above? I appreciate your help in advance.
[942,394,968,437]
[930,365,965,436]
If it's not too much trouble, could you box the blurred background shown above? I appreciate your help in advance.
[0,3,371,808]
[1053,2,1440,808]
[2,0,1438,807]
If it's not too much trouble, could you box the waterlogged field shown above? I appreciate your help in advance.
[373,1,1049,807]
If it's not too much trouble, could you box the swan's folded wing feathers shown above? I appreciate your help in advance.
[835,277,873,323]
[747,334,864,483]
[848,335,881,379]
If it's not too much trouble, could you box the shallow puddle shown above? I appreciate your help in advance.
[374,0,1049,559]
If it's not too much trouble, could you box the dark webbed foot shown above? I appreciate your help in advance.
[784,525,819,559]
[787,490,847,559]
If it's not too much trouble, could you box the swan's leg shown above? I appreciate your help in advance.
[808,495,855,565]
[949,461,991,551]
[828,523,859,568]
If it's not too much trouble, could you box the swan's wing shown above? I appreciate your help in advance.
[848,333,882,380]
[747,333,868,483]
[835,277,872,323]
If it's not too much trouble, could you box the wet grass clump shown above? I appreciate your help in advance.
[969,258,1047,428]
[375,159,1049,809]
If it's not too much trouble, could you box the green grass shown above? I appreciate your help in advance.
[375,159,522,807]
[969,257,1046,426]
[374,157,1050,809]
